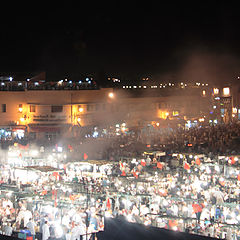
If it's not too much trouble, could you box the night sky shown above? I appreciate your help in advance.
[1,2,240,84]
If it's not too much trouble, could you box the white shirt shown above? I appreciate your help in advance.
[42,223,50,240]
[4,225,12,236]
[26,221,35,235]
[24,210,33,227]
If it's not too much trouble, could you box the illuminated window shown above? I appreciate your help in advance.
[78,105,83,112]
[233,107,237,114]
[30,105,36,113]
[223,87,230,96]
[18,104,23,112]
[213,88,219,95]
[172,111,179,116]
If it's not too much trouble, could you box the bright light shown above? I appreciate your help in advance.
[105,212,111,218]
[202,90,206,96]
[121,127,126,132]
[79,107,83,112]
[233,107,237,114]
[30,150,38,157]
[172,226,178,231]
[223,87,230,96]
[16,130,24,139]
[93,131,98,138]
[57,146,63,152]
[48,155,54,161]
[19,107,23,112]
[77,118,81,122]
[20,117,25,122]
[9,77,13,81]
[108,92,114,98]
[213,88,219,95]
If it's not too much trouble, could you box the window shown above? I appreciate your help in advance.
[30,105,36,113]
[18,104,23,113]
[2,104,6,112]
[51,105,63,112]
[96,104,100,111]
[78,105,83,112]
[87,105,94,112]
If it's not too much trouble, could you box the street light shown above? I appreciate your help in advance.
[108,92,114,98]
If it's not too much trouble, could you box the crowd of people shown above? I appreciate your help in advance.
[0,122,239,239]
[0,151,240,239]
[67,122,240,161]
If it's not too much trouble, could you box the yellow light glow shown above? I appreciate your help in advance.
[19,107,23,112]
[20,117,25,122]
[202,90,206,96]
[172,111,179,116]
[108,92,114,98]
[233,107,237,114]
[223,87,230,96]
[213,88,219,95]
[79,107,83,112]
[158,111,170,119]
[77,117,81,122]
[121,127,126,132]
[156,122,160,127]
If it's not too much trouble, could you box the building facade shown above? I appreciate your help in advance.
[1,81,237,142]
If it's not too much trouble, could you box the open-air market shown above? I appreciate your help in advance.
[0,123,240,239]
[3,2,240,239]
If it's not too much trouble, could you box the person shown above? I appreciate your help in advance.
[4,223,12,236]
[70,222,81,240]
[89,212,99,231]
[26,218,35,236]
[226,227,233,240]
[42,220,50,240]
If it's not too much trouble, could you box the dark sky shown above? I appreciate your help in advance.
[1,2,240,83]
